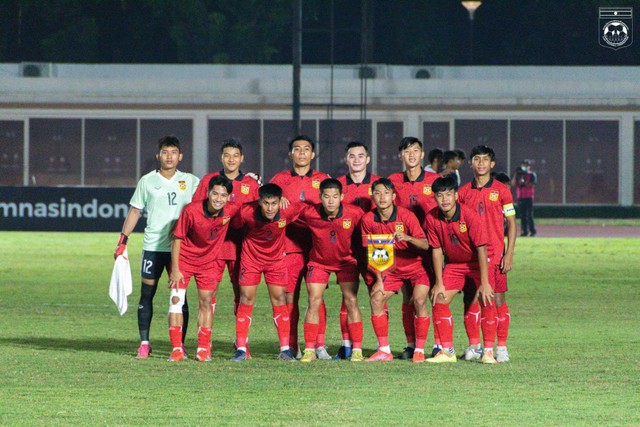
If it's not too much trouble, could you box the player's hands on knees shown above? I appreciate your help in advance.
[168,271,184,289]
[477,283,494,306]
[430,282,446,306]
[114,233,128,260]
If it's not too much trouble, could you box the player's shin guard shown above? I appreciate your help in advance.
[414,315,430,351]
[303,322,319,350]
[316,300,327,348]
[496,303,510,347]
[371,314,390,349]
[464,301,481,346]
[433,303,454,348]
[480,302,498,349]
[272,305,291,349]
[401,303,416,346]
[347,321,363,350]
[287,303,299,351]
[138,284,157,342]
[198,326,212,351]
[339,301,350,344]
[169,325,182,350]
[235,303,253,350]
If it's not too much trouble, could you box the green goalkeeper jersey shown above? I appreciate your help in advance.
[129,169,200,252]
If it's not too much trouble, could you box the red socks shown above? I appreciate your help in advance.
[235,303,253,349]
[303,322,319,350]
[433,303,454,348]
[496,303,510,347]
[316,300,327,348]
[169,325,182,349]
[197,326,212,351]
[272,305,291,348]
[287,303,299,351]
[414,315,430,350]
[371,314,389,348]
[464,302,481,346]
[347,321,363,349]
[339,300,349,342]
[401,303,415,345]
[480,302,498,349]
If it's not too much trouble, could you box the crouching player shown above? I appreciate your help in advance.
[361,178,431,363]
[425,176,498,364]
[232,184,305,362]
[167,176,239,362]
[299,179,365,362]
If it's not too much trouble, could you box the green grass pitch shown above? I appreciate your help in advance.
[0,231,638,425]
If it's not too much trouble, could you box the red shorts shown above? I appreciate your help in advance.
[238,260,288,287]
[443,263,481,292]
[284,252,307,293]
[177,259,225,291]
[365,269,430,292]
[489,263,508,293]
[306,261,359,285]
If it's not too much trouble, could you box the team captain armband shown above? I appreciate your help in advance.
[503,203,516,217]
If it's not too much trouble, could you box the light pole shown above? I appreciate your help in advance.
[461,1,482,64]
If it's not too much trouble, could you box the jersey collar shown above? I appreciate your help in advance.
[255,206,281,222]
[346,172,372,185]
[290,169,314,178]
[438,202,461,222]
[220,170,245,181]
[202,201,224,218]
[403,170,425,183]
[319,204,344,220]
[471,177,494,189]
[373,205,398,223]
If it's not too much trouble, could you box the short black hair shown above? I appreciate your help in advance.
[493,172,511,185]
[371,177,395,193]
[158,135,181,152]
[470,145,495,161]
[427,148,444,163]
[398,136,423,152]
[432,175,458,193]
[208,175,233,195]
[443,150,459,164]
[320,178,342,194]
[454,148,466,160]
[345,141,369,154]
[288,135,315,152]
[221,138,243,154]
[259,183,283,199]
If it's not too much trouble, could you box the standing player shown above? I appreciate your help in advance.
[231,184,305,362]
[299,179,365,362]
[114,136,199,358]
[388,136,440,360]
[270,135,331,359]
[361,178,431,363]
[167,176,239,362]
[334,141,380,359]
[192,139,260,318]
[424,176,497,364]
[458,145,516,363]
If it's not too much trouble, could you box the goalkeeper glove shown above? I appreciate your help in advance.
[114,233,128,259]
[245,172,263,186]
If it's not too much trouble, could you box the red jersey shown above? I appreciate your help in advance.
[300,203,364,267]
[388,170,440,224]
[337,172,381,212]
[360,205,426,275]
[425,203,487,264]
[192,171,260,260]
[458,177,515,264]
[173,200,241,267]
[269,169,330,253]
[235,201,304,267]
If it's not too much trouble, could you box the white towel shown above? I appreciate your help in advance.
[109,248,133,315]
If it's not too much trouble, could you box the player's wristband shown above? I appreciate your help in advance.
[118,233,128,245]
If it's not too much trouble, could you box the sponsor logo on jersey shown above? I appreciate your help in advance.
[222,216,231,225]
[179,181,187,191]
[395,222,404,233]
[278,219,287,228]
[459,222,467,233]
[241,184,250,195]
[489,191,499,201]
[343,219,352,229]
[312,179,321,189]
[423,185,432,195]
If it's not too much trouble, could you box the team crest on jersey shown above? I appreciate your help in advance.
[241,184,250,195]
[178,181,187,191]
[278,219,287,228]
[222,216,231,225]
[489,191,500,202]
[459,222,467,233]
[312,179,321,189]
[368,187,373,196]
[343,219,352,229]
[423,185,432,195]
[395,222,404,233]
